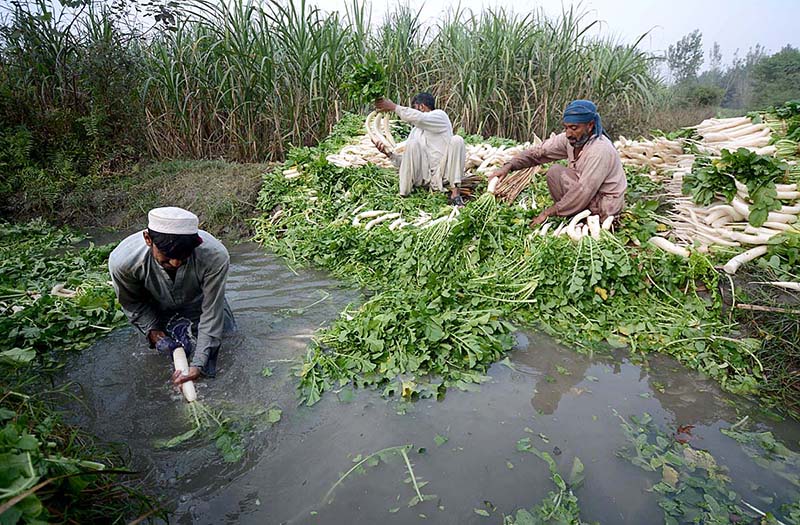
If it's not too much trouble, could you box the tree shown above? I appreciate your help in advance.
[749,45,800,109]
[667,30,704,84]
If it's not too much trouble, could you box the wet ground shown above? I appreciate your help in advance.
[63,243,800,524]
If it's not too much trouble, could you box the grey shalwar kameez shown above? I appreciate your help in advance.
[390,105,466,196]
[506,132,627,219]
[108,230,235,375]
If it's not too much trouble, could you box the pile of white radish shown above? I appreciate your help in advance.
[616,116,800,279]
[297,111,543,183]
[614,117,777,176]
[350,205,460,232]
[614,136,693,172]
[693,117,776,156]
[531,210,615,241]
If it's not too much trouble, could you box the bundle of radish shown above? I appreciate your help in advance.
[614,135,692,173]
[530,210,615,241]
[693,117,776,156]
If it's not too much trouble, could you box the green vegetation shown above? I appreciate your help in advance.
[252,117,790,413]
[343,53,389,105]
[617,412,799,524]
[683,148,791,226]
[0,221,159,523]
[0,0,658,226]
[508,439,587,524]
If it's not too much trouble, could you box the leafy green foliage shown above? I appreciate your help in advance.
[505,443,587,524]
[0,220,126,368]
[342,54,389,106]
[0,221,161,522]
[720,425,800,488]
[617,413,800,525]
[253,118,769,409]
[684,148,789,226]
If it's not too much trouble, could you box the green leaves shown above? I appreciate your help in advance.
[684,148,788,226]
[342,54,388,105]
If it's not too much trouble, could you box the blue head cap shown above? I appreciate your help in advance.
[563,99,603,138]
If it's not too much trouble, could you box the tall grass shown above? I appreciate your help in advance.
[140,0,658,161]
[1,0,659,165]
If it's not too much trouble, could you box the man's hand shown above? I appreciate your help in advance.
[529,206,557,228]
[147,329,167,347]
[375,97,396,112]
[172,366,201,387]
[372,139,392,159]
[489,165,511,181]
[155,336,181,355]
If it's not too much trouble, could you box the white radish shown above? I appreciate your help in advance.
[754,281,800,291]
[567,210,592,234]
[723,246,768,274]
[539,222,551,237]
[552,223,566,236]
[728,231,778,245]
[487,177,499,194]
[587,215,601,239]
[601,216,615,230]
[357,210,389,219]
[649,237,691,258]
[172,347,197,403]
[365,212,401,230]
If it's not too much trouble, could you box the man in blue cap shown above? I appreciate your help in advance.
[490,100,626,227]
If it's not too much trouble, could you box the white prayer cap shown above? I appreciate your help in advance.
[147,207,199,235]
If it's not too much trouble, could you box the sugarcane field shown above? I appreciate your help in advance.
[2,0,800,523]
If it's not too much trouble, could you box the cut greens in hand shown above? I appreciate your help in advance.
[343,54,389,106]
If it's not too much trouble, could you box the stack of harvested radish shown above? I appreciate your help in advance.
[295,111,542,181]
[531,210,615,241]
[619,116,800,280]
[693,117,776,156]
[349,205,460,232]
[614,136,692,172]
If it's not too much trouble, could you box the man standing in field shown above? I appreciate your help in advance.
[108,207,236,387]
[490,99,626,227]
[373,93,467,205]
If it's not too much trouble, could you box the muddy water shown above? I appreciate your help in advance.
[64,243,800,524]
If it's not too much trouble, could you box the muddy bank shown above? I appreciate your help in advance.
[4,160,267,240]
[62,243,800,524]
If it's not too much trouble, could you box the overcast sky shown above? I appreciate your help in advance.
[313,0,800,69]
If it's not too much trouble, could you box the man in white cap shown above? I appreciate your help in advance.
[108,207,235,387]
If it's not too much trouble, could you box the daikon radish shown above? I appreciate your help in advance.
[601,216,615,230]
[649,237,690,258]
[357,210,389,219]
[487,176,499,194]
[728,231,778,245]
[552,223,566,236]
[761,221,793,231]
[587,215,601,239]
[723,246,768,274]
[754,281,800,291]
[172,347,197,402]
[538,222,551,237]
[567,210,591,233]
[365,212,401,230]
[731,197,798,223]
[388,217,406,231]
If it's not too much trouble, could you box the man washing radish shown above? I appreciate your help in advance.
[490,100,627,227]
[109,207,236,388]
[373,92,467,206]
